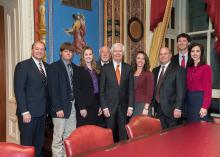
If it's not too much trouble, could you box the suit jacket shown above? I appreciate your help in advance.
[171,54,191,68]
[100,62,134,114]
[75,67,99,110]
[96,59,111,71]
[14,58,48,117]
[152,62,186,117]
[134,71,154,104]
[96,60,102,71]
[47,59,79,118]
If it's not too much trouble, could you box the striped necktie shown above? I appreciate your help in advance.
[39,62,46,82]
[67,64,73,89]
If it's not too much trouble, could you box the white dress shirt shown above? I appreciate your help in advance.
[32,57,47,76]
[112,60,122,74]
[157,62,170,84]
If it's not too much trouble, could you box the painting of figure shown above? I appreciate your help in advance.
[65,13,86,54]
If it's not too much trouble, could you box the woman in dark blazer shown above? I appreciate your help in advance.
[132,51,154,116]
[75,46,101,127]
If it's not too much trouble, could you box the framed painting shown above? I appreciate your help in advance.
[34,0,104,64]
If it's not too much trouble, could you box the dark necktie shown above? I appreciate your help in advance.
[181,55,185,68]
[155,65,165,103]
[39,62,46,83]
[67,64,73,89]
[68,64,74,100]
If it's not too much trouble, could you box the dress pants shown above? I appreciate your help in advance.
[105,107,127,142]
[155,102,178,130]
[18,115,46,157]
[52,102,76,157]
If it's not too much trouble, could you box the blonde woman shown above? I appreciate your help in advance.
[75,46,101,127]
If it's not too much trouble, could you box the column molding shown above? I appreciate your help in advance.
[2,0,34,143]
[18,0,34,60]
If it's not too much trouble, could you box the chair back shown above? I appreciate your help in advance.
[126,115,161,139]
[64,125,114,157]
[0,142,35,157]
[210,113,220,124]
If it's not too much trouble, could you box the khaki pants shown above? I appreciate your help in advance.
[52,102,76,157]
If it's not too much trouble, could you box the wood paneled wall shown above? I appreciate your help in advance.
[0,5,6,142]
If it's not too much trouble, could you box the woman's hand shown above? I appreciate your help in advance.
[199,108,207,118]
[142,108,149,116]
[142,103,150,116]
[80,109,87,118]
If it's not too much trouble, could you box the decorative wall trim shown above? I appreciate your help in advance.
[145,0,153,55]
[6,13,14,101]
[99,0,104,48]
[18,0,34,60]
[123,0,128,62]
[8,115,19,141]
[104,0,124,47]
[48,0,54,63]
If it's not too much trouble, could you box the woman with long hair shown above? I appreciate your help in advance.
[186,43,212,122]
[132,51,154,116]
[75,46,101,126]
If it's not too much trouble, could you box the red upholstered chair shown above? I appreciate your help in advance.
[126,115,162,139]
[64,125,114,157]
[0,142,35,157]
[211,113,220,124]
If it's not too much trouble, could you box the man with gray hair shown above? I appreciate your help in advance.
[96,46,111,70]
[100,43,134,142]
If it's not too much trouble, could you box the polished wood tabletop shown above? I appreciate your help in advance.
[85,122,220,157]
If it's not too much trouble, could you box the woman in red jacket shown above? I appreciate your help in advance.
[132,51,154,116]
[186,43,212,122]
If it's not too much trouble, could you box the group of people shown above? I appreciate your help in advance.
[13,33,212,157]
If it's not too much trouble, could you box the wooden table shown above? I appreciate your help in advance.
[85,122,220,157]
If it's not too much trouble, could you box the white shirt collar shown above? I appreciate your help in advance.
[179,53,188,66]
[32,56,42,65]
[179,53,188,58]
[101,60,109,66]
[161,61,170,69]
[32,57,46,75]
[157,62,170,83]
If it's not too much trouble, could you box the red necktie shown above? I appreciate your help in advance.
[181,56,185,68]
[116,64,120,85]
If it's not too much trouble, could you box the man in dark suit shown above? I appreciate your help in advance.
[171,33,191,122]
[171,33,191,68]
[47,42,78,157]
[152,47,185,129]
[96,46,111,70]
[96,46,111,127]
[100,43,134,142]
[14,41,48,157]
